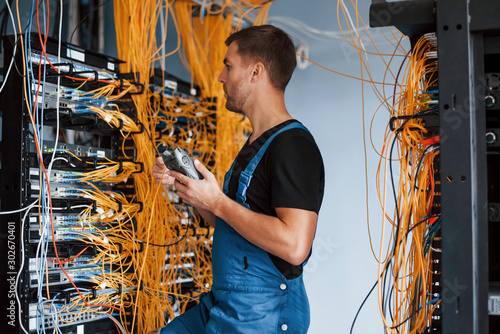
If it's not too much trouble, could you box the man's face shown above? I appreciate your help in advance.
[218,43,251,114]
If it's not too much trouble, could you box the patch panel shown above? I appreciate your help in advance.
[31,168,117,186]
[29,139,114,159]
[29,256,98,271]
[29,224,114,242]
[28,303,108,332]
[30,212,84,227]
[28,170,115,198]
[29,265,107,288]
[28,241,97,260]
[28,183,113,198]
[30,52,118,81]
[32,81,109,107]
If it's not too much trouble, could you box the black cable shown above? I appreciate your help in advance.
[136,119,161,157]
[413,146,432,192]
[383,256,397,332]
[136,207,192,247]
[390,305,425,330]
[407,215,439,236]
[349,278,379,334]
[381,112,432,330]
[349,112,442,334]
[392,52,410,107]
[12,35,28,78]
[350,214,439,334]
[351,118,408,333]
[382,129,402,331]
[69,0,112,46]
[137,226,189,247]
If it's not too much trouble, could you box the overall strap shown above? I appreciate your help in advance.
[236,122,309,206]
[222,154,240,195]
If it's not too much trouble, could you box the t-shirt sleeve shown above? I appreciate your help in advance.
[268,132,325,213]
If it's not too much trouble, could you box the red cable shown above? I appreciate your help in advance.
[422,136,440,146]
[58,246,91,264]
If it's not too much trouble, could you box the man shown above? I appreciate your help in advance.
[152,24,324,334]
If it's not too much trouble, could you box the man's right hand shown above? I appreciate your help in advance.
[152,156,176,185]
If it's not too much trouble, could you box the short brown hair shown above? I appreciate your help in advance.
[225,25,296,91]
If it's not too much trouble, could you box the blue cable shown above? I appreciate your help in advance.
[50,293,62,333]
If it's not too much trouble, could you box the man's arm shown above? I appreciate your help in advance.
[194,207,216,228]
[169,160,317,266]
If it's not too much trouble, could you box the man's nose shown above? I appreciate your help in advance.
[218,70,225,83]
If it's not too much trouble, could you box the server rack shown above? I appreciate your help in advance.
[370,0,500,333]
[0,28,215,332]
[0,33,139,333]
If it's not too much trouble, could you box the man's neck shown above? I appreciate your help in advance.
[248,109,293,144]
[244,86,292,144]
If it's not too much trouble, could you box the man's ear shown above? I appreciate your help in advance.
[250,62,265,82]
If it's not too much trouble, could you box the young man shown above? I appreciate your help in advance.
[152,24,324,334]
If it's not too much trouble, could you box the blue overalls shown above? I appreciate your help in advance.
[160,122,310,334]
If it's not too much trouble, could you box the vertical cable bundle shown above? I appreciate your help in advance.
[112,1,274,332]
[376,35,440,333]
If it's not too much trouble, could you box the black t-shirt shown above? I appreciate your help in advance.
[227,119,325,279]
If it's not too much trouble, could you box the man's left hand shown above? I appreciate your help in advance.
[167,160,223,212]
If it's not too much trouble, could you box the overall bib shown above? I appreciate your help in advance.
[160,122,310,334]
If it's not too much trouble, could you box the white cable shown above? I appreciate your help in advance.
[340,0,368,62]
[107,314,127,334]
[339,0,370,71]
[0,199,39,215]
[49,156,68,164]
[51,204,91,211]
[0,0,19,94]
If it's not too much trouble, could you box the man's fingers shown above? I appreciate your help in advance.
[156,156,165,165]
[173,179,190,201]
[168,170,189,185]
[161,175,176,185]
[152,162,176,185]
[194,160,213,180]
